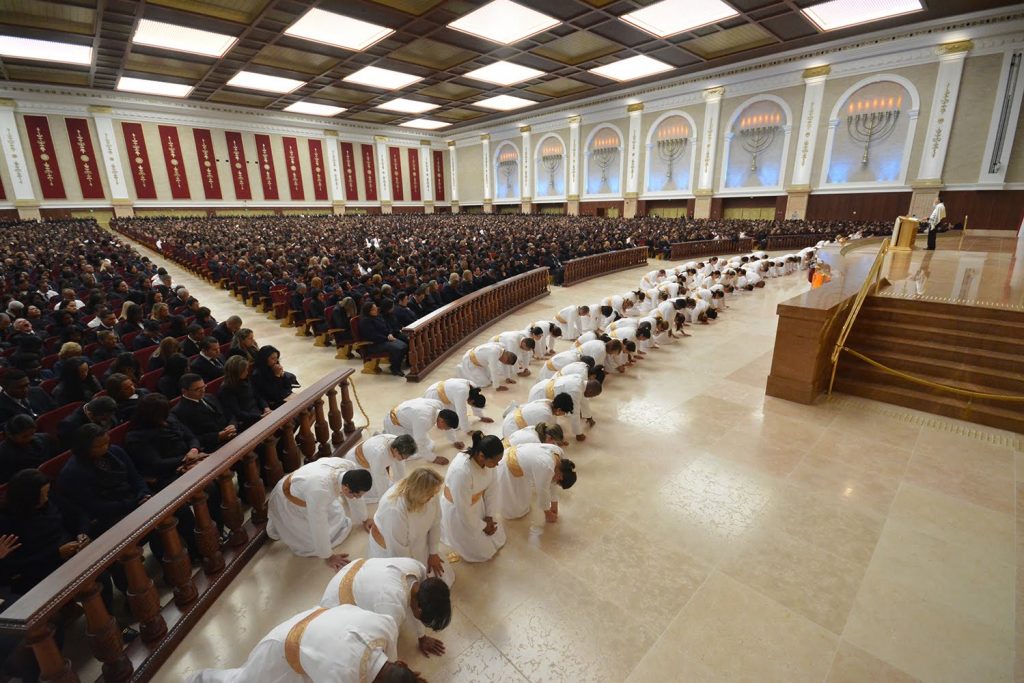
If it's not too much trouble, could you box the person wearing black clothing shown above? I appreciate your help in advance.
[191,338,225,383]
[57,396,119,451]
[0,416,57,484]
[132,320,161,350]
[105,373,148,422]
[358,302,408,377]
[251,345,298,409]
[125,394,204,491]
[308,289,328,336]
[171,374,237,452]
[228,328,260,364]
[211,315,242,345]
[393,293,417,328]
[181,324,205,357]
[90,330,126,363]
[52,358,102,407]
[114,303,144,338]
[0,370,55,423]
[218,355,270,429]
[147,337,182,372]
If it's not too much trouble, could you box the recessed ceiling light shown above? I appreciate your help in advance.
[226,70,305,94]
[343,65,422,90]
[802,0,924,31]
[590,55,673,82]
[132,19,236,57]
[463,60,544,86]
[116,76,193,98]
[473,94,537,111]
[0,36,92,65]
[377,98,439,114]
[283,102,346,117]
[400,119,451,130]
[285,8,394,51]
[620,0,739,38]
[448,0,559,45]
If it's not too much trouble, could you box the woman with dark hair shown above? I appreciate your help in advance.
[218,355,270,428]
[251,345,297,410]
[51,357,102,406]
[157,354,189,399]
[103,352,141,384]
[358,301,407,377]
[115,302,144,337]
[0,416,57,484]
[495,443,575,523]
[439,431,506,562]
[193,307,216,331]
[104,373,147,422]
[148,336,181,372]
[165,315,188,338]
[52,310,84,345]
[329,297,357,351]
[124,394,203,491]
[228,328,259,364]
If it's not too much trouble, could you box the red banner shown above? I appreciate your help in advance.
[157,125,190,200]
[408,148,421,202]
[307,139,327,201]
[433,150,445,201]
[192,129,222,200]
[64,118,104,199]
[224,131,251,200]
[388,147,403,201]
[361,144,377,201]
[121,122,157,199]
[24,115,66,199]
[253,134,279,200]
[340,142,359,201]
[0,172,5,200]
[281,137,304,200]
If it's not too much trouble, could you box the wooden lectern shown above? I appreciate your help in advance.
[891,216,919,252]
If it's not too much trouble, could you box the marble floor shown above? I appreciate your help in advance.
[130,239,1024,683]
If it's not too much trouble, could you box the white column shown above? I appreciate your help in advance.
[89,107,131,202]
[420,141,434,213]
[697,87,724,192]
[520,125,532,205]
[791,67,829,187]
[917,42,970,181]
[324,131,345,201]
[979,47,1024,186]
[481,134,492,210]
[567,116,581,201]
[624,103,643,196]
[0,101,36,203]
[447,140,459,209]
[374,135,392,207]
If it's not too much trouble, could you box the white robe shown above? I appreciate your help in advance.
[527,375,588,435]
[555,305,588,339]
[539,349,580,380]
[496,443,563,519]
[369,483,453,586]
[186,604,397,683]
[424,378,484,441]
[440,452,505,562]
[491,331,530,372]
[575,339,607,367]
[267,458,368,559]
[342,434,404,504]
[456,342,508,388]
[555,361,590,381]
[320,557,427,639]
[501,399,555,438]
[382,398,449,461]
[586,304,616,331]
[506,425,546,447]
[527,320,560,356]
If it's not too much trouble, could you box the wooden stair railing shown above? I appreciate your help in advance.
[668,238,755,261]
[765,234,823,251]
[0,369,361,683]
[561,247,648,286]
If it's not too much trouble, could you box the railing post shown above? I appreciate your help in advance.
[241,451,268,524]
[279,423,302,472]
[260,433,284,488]
[340,380,356,434]
[118,544,168,645]
[78,580,133,682]
[191,490,225,575]
[297,409,317,462]
[156,515,198,608]
[217,470,248,547]
[326,386,344,446]
[26,621,78,683]
[314,398,331,459]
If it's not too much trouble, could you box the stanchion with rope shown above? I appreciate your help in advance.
[345,377,373,430]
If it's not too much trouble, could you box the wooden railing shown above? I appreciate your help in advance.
[765,234,822,251]
[0,369,361,683]
[561,246,648,286]
[402,268,549,382]
[668,238,755,260]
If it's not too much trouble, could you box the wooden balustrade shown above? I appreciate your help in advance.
[0,369,361,683]
[561,247,648,286]
[668,238,755,261]
[765,234,823,251]
[401,267,550,382]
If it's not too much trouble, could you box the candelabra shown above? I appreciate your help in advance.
[498,157,518,196]
[738,113,780,172]
[540,146,562,195]
[591,135,619,192]
[655,122,689,189]
[846,96,902,165]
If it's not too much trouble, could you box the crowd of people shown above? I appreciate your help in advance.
[188,243,815,682]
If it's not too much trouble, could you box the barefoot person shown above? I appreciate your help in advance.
[440,432,505,562]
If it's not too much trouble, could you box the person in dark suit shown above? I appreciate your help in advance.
[125,394,203,492]
[104,373,148,422]
[358,302,407,377]
[0,415,57,484]
[157,354,189,400]
[51,358,102,407]
[90,330,126,363]
[181,325,205,358]
[191,338,225,383]
[0,370,56,423]
[210,315,242,345]
[171,373,237,452]
[251,345,299,409]
[218,355,270,429]
[57,396,119,451]
[132,320,161,351]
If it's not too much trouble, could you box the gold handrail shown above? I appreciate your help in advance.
[827,237,890,396]
[957,214,970,251]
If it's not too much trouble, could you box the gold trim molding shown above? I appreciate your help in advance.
[519,125,531,133]
[938,40,974,55]
[703,87,724,100]
[626,103,644,113]
[802,65,831,79]
[324,130,338,138]
[568,116,581,126]
[88,105,112,114]
[480,134,490,141]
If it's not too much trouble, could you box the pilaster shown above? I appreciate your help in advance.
[791,66,829,188]
[568,116,581,202]
[374,135,392,205]
[0,100,38,208]
[916,41,971,182]
[323,131,346,213]
[447,140,460,206]
[481,134,492,203]
[697,88,724,194]
[520,125,532,212]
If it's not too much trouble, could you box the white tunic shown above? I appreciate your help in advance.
[491,330,530,372]
[320,557,427,640]
[368,483,453,586]
[382,398,448,461]
[555,360,591,381]
[496,444,563,519]
[456,342,508,388]
[575,339,607,366]
[528,375,589,435]
[424,378,484,441]
[555,305,588,339]
[267,458,368,559]
[440,452,505,562]
[501,399,555,438]
[506,425,547,447]
[186,604,397,683]
[539,349,580,380]
[586,304,616,331]
[342,435,404,504]
[527,320,560,355]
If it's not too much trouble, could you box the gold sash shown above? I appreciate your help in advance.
[502,438,511,448]
[555,313,567,324]
[337,558,367,605]
[574,340,582,349]
[513,407,527,429]
[491,335,500,342]
[444,485,484,505]
[545,381,556,400]
[370,524,387,549]
[285,607,328,675]
[353,443,370,468]
[506,446,524,477]
[436,381,451,406]
[282,474,306,508]
[468,349,482,367]
[389,408,402,428]
[545,359,557,371]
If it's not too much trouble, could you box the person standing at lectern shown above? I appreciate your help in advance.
[926,196,946,251]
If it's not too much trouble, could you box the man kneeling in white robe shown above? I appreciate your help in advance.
[496,443,577,523]
[320,557,451,658]
[382,398,460,466]
[501,395,574,438]
[186,604,418,683]
[440,432,506,562]
[527,376,602,441]
[423,378,491,449]
[456,342,518,391]
[343,434,417,504]
[267,458,372,570]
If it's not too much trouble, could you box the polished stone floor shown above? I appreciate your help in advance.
[136,240,1023,683]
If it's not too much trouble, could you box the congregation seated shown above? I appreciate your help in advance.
[0,415,57,484]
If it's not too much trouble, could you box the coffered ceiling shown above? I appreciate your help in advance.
[0,0,1018,131]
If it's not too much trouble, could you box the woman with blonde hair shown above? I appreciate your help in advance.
[53,342,83,376]
[368,467,453,586]
[147,336,181,372]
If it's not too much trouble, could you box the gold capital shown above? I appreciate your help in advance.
[802,65,831,79]
[0,98,16,109]
[569,115,581,126]
[480,134,490,141]
[627,103,644,113]
[374,135,387,142]
[420,139,431,146]
[519,125,532,133]
[88,105,113,114]
[703,87,724,100]
[938,40,973,55]
[447,140,456,147]
[324,130,339,137]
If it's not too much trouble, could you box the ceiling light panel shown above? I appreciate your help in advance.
[400,119,451,130]
[226,71,305,94]
[116,76,193,98]
[590,55,673,82]
[448,0,559,45]
[463,60,544,86]
[377,98,439,114]
[283,102,346,116]
[285,8,394,51]
[343,66,422,90]
[802,0,924,31]
[0,36,92,65]
[620,0,739,38]
[132,19,237,58]
[473,94,537,111]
